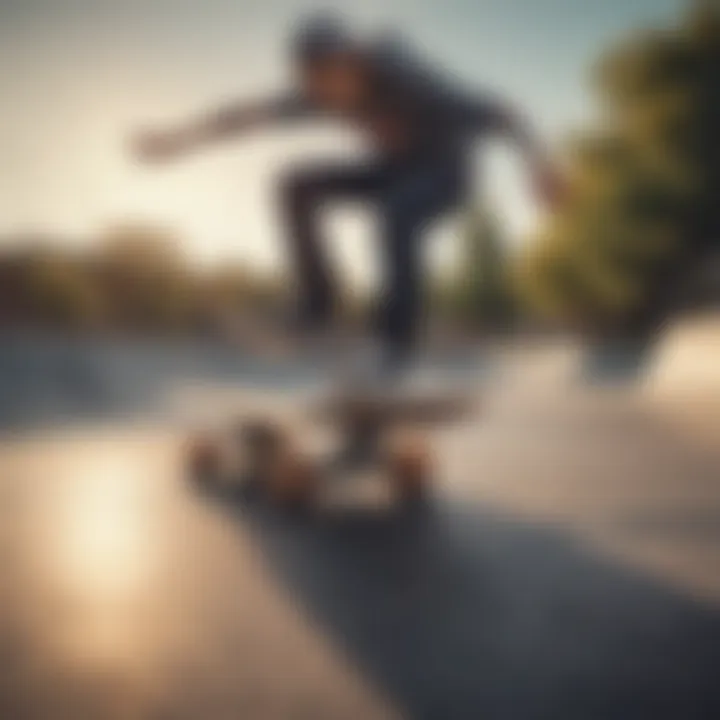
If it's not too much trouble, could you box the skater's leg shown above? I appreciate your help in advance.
[279,162,384,330]
[378,207,422,367]
[376,165,463,370]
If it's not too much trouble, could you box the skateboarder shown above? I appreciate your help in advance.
[135,13,563,371]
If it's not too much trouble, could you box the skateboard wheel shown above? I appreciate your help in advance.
[236,419,287,474]
[385,431,432,502]
[185,434,224,488]
[266,449,319,510]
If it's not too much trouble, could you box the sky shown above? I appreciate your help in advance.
[0,0,684,283]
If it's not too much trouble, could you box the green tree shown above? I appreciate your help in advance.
[94,223,195,332]
[25,252,106,330]
[518,1,720,336]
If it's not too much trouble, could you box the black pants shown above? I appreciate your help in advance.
[280,155,465,358]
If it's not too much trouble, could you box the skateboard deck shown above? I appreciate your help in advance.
[311,388,475,427]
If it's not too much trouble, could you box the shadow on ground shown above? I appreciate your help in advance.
[614,509,720,541]
[216,493,720,720]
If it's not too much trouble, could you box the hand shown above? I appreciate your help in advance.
[532,163,567,210]
[132,128,190,164]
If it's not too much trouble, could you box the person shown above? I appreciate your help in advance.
[134,13,563,372]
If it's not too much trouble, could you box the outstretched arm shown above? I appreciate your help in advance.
[467,96,565,207]
[133,94,313,163]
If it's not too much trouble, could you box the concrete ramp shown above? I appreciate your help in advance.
[644,313,720,436]
[646,314,720,396]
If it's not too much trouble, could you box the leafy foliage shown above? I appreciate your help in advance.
[518,1,720,336]
[0,228,284,337]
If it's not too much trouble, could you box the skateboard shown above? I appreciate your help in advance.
[183,388,475,511]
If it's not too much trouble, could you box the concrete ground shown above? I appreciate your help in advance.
[2,350,720,720]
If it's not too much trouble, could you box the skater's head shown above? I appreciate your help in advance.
[291,13,369,111]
